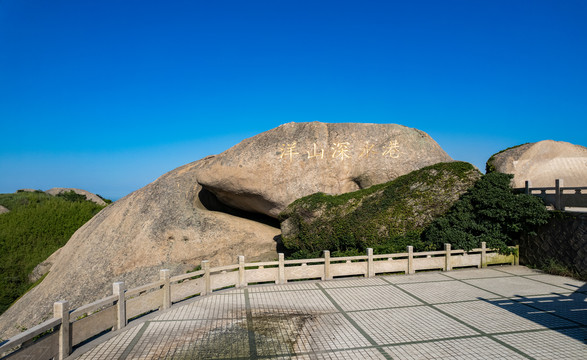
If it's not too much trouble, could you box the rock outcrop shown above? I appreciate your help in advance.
[488,140,587,188]
[0,160,280,339]
[45,187,107,206]
[280,162,481,257]
[198,122,452,217]
[0,122,451,340]
[28,248,62,283]
[0,205,9,215]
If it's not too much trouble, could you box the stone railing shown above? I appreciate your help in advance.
[0,243,517,360]
[519,179,587,211]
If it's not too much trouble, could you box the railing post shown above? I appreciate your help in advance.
[160,269,171,310]
[367,248,374,278]
[323,250,332,280]
[525,180,531,195]
[555,179,563,210]
[113,282,126,330]
[514,245,520,266]
[278,253,286,284]
[54,301,70,360]
[202,260,210,295]
[481,242,487,268]
[444,243,452,271]
[238,255,245,288]
[407,246,414,274]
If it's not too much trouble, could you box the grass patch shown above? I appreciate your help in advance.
[536,258,586,282]
[0,191,107,315]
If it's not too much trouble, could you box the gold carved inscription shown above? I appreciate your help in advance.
[278,142,299,162]
[276,139,401,162]
[331,142,351,160]
[382,140,400,158]
[359,142,376,158]
[307,143,324,159]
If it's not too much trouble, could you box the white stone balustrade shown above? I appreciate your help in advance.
[0,243,518,360]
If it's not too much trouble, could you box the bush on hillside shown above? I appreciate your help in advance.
[279,162,481,259]
[422,172,550,253]
[0,192,106,314]
[56,190,89,202]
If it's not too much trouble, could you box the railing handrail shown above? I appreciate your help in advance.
[516,179,587,211]
[0,242,517,360]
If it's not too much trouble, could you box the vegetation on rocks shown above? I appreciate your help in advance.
[422,172,550,253]
[279,162,481,258]
[0,191,108,315]
[280,162,550,259]
[485,143,528,173]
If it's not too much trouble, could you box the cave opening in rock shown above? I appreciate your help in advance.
[198,187,281,228]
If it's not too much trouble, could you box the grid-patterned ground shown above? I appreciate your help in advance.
[73,266,586,359]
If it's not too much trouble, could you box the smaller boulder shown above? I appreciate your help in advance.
[29,248,63,282]
[0,205,9,215]
[488,140,587,187]
[45,188,107,206]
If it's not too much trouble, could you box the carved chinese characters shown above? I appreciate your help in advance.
[277,140,401,162]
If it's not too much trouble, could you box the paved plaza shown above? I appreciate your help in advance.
[71,266,586,359]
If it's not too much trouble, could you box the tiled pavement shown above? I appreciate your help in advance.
[71,266,586,359]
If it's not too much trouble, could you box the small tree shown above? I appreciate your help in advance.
[422,172,550,253]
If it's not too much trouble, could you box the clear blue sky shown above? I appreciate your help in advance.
[1,0,586,200]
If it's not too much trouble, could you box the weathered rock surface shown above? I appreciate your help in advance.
[0,122,450,340]
[45,187,107,206]
[0,205,9,215]
[198,122,453,218]
[489,140,587,188]
[28,248,62,283]
[0,160,280,339]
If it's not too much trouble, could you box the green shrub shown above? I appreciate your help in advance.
[280,162,481,259]
[422,172,550,253]
[56,190,89,202]
[97,194,113,204]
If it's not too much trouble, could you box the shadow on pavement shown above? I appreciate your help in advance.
[482,282,586,343]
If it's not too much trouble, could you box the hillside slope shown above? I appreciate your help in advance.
[0,191,107,316]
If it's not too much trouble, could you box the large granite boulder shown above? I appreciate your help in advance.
[198,122,452,217]
[488,140,587,187]
[0,205,9,215]
[0,160,280,339]
[0,122,451,339]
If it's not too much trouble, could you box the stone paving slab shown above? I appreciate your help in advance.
[495,328,587,360]
[324,285,423,311]
[320,277,389,288]
[442,268,513,280]
[383,337,528,360]
[381,272,450,284]
[524,274,586,291]
[71,266,586,360]
[493,266,544,276]
[348,306,479,344]
[397,280,497,304]
[435,299,577,333]
[464,276,570,298]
